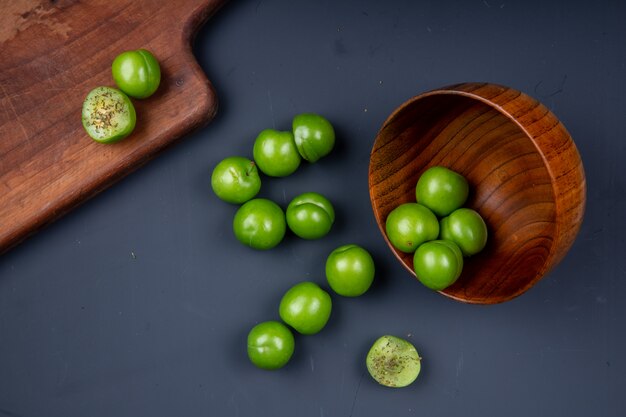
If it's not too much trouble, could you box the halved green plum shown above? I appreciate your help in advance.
[82,86,136,143]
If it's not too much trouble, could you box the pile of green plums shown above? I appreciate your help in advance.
[211,115,380,371]
[385,166,488,291]
[247,244,376,370]
[211,114,336,249]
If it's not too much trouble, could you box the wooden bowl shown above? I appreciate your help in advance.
[369,83,586,304]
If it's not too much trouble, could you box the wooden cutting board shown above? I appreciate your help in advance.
[0,0,227,254]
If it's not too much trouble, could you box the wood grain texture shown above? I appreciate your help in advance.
[369,83,586,304]
[0,0,226,254]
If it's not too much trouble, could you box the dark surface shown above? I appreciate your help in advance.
[1,1,624,416]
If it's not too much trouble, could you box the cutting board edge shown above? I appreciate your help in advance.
[0,86,218,256]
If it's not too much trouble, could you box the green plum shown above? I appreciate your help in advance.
[385,203,439,253]
[325,244,375,297]
[286,192,335,239]
[279,282,332,335]
[415,166,469,217]
[247,321,295,370]
[233,198,286,250]
[413,240,463,290]
[211,157,261,204]
[440,208,488,256]
[253,129,301,177]
[111,49,161,99]
[292,113,335,162]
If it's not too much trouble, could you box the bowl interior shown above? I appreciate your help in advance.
[369,92,557,303]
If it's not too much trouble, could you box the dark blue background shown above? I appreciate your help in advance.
[1,1,625,416]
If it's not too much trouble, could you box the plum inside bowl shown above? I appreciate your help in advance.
[368,83,586,304]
